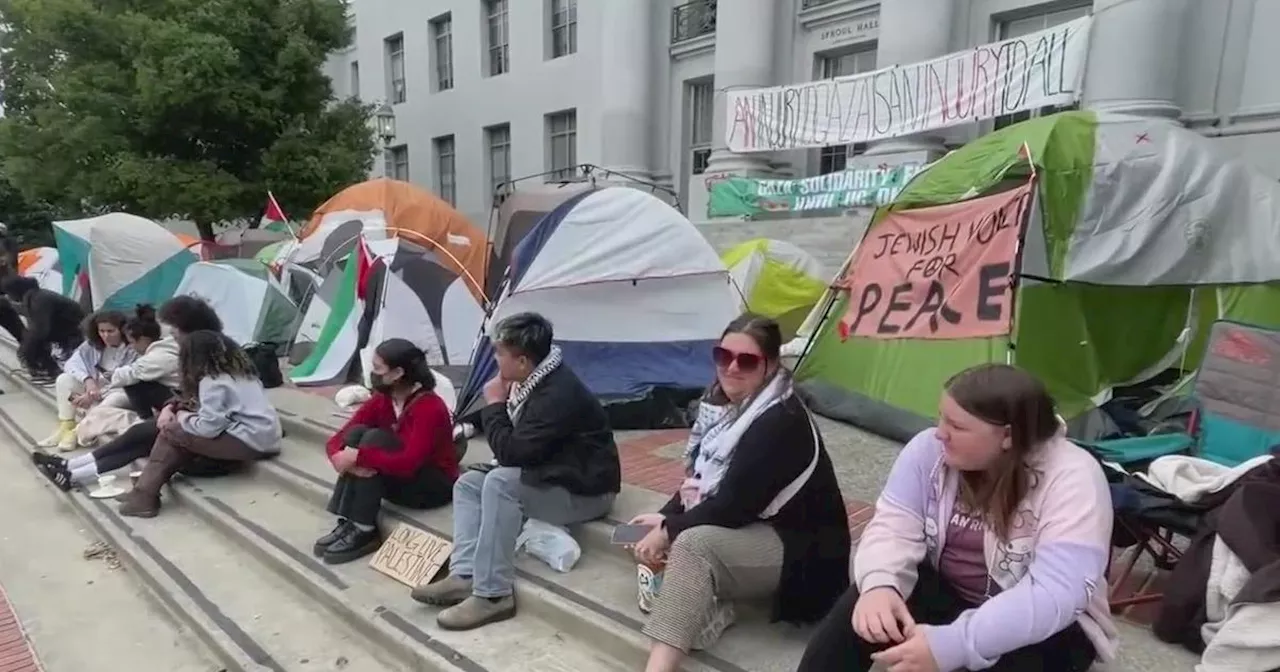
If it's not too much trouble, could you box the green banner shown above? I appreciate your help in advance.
[706,164,921,218]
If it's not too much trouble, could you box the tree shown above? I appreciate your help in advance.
[0,0,377,240]
[0,171,56,248]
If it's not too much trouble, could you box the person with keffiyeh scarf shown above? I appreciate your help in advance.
[411,312,621,631]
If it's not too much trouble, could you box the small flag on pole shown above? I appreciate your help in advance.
[260,191,293,235]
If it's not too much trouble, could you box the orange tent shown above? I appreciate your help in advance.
[300,178,490,302]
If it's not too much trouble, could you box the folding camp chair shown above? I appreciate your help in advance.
[1077,320,1280,612]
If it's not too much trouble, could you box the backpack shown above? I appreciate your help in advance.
[245,342,284,389]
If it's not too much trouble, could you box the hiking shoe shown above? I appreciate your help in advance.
[322,525,381,564]
[117,490,161,518]
[437,595,516,631]
[410,574,473,607]
[313,520,352,556]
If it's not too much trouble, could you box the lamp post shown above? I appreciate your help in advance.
[375,102,397,146]
[374,102,397,178]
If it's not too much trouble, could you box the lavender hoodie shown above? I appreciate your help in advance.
[854,428,1119,671]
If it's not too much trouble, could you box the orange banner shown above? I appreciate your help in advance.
[838,183,1033,340]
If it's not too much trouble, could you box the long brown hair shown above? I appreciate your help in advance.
[704,313,783,406]
[945,364,1058,539]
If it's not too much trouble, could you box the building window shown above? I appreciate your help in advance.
[546,110,577,181]
[550,0,577,58]
[486,124,512,203]
[815,46,876,173]
[385,33,406,103]
[349,61,360,99]
[993,5,1090,129]
[431,14,454,91]
[688,80,713,175]
[385,145,409,181]
[433,136,456,206]
[485,0,510,77]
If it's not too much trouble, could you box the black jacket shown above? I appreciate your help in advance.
[660,395,851,624]
[21,287,86,348]
[481,365,622,497]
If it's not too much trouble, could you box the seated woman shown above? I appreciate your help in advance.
[116,330,282,518]
[796,364,1118,672]
[314,338,458,565]
[629,314,850,672]
[32,306,184,489]
[38,309,136,451]
[412,312,621,631]
[100,304,181,418]
[156,295,224,342]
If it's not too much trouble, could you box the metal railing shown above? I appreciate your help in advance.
[671,0,717,43]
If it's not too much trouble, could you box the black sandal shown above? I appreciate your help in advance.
[38,463,72,492]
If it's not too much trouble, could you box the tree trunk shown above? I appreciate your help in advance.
[195,220,217,242]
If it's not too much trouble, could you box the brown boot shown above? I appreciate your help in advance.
[117,490,161,518]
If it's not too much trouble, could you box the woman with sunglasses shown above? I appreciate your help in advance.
[629,313,851,672]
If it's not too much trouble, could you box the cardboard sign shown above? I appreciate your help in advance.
[837,182,1032,340]
[368,524,453,588]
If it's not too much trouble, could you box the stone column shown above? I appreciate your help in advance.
[705,0,776,175]
[864,0,955,156]
[1083,0,1191,119]
[598,0,655,178]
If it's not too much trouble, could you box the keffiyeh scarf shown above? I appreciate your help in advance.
[685,371,793,502]
[506,345,563,424]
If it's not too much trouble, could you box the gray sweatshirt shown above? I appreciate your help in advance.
[178,374,282,455]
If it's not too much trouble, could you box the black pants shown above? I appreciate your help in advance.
[92,420,160,474]
[124,381,176,419]
[324,425,452,526]
[796,563,1096,672]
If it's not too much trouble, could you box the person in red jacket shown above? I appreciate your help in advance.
[315,338,459,564]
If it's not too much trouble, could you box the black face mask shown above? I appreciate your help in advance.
[369,372,401,393]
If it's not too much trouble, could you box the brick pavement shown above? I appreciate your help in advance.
[0,585,41,672]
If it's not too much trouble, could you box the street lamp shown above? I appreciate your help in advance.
[374,102,396,147]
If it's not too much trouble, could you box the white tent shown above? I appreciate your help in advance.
[456,186,741,429]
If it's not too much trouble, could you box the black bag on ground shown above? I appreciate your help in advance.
[245,342,284,389]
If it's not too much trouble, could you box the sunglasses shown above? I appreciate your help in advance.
[712,346,763,372]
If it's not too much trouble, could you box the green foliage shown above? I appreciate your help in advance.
[0,171,55,247]
[0,0,377,239]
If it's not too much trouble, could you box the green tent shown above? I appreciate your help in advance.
[173,258,299,351]
[795,110,1280,441]
[722,238,827,341]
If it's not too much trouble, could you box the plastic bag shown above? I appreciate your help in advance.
[516,518,581,573]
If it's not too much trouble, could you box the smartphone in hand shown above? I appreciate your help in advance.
[610,524,655,545]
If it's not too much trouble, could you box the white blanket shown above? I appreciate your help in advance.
[1198,537,1280,672]
[1137,454,1272,503]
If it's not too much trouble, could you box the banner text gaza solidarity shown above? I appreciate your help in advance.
[839,183,1033,340]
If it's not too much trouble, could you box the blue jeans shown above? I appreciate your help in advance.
[450,467,615,598]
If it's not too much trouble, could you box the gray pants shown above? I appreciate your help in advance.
[450,466,615,598]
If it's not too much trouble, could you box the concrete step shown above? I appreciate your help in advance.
[0,339,1202,672]
[0,374,635,671]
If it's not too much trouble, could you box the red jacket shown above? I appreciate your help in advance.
[325,391,459,481]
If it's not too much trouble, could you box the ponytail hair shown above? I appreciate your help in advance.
[125,303,162,341]
[373,338,436,391]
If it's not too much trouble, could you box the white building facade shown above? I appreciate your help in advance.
[328,0,1280,232]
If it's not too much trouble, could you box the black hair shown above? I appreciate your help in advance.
[81,309,128,349]
[1,275,37,302]
[178,330,257,398]
[158,295,223,335]
[374,338,436,391]
[492,312,554,363]
[125,304,162,341]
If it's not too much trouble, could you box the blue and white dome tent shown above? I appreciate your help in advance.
[456,186,743,430]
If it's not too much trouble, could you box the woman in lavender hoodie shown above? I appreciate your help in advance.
[797,364,1118,672]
